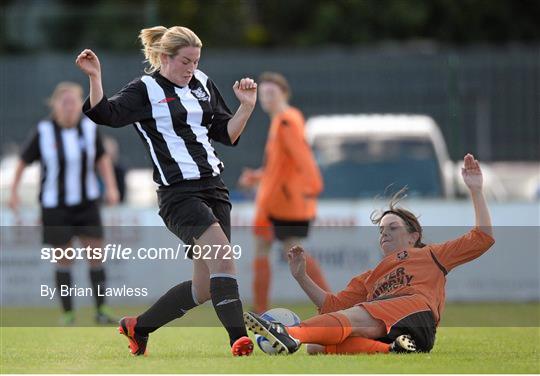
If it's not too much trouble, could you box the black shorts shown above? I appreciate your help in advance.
[376,310,437,352]
[269,217,311,241]
[41,200,103,245]
[157,176,232,258]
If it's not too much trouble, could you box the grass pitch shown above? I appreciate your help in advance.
[1,303,539,374]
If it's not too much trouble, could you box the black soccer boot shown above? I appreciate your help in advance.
[243,311,301,354]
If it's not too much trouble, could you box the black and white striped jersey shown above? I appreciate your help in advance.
[20,117,105,208]
[83,70,236,187]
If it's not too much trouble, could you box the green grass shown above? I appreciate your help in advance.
[1,303,539,374]
[2,302,539,327]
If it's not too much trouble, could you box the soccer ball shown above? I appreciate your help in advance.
[255,308,301,355]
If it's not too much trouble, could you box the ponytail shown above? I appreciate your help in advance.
[139,26,167,74]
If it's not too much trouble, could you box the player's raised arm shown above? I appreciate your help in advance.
[75,49,103,108]
[226,78,257,143]
[428,154,495,273]
[462,153,493,237]
[76,49,148,127]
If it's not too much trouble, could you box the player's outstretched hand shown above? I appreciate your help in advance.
[238,168,261,189]
[233,78,257,107]
[461,153,483,192]
[288,245,307,280]
[75,49,101,78]
[105,188,120,206]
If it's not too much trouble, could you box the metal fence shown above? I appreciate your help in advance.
[1,45,538,188]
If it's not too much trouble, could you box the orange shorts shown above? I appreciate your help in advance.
[358,294,432,334]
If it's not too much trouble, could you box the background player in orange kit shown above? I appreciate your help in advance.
[238,72,330,313]
[244,153,495,355]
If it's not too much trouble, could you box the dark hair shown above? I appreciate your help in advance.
[370,187,425,248]
[258,71,291,99]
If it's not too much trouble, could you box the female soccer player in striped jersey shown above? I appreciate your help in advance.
[76,26,257,356]
[9,82,120,325]
[244,154,495,355]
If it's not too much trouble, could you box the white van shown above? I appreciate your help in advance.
[306,114,455,199]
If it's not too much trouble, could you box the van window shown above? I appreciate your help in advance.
[313,137,443,198]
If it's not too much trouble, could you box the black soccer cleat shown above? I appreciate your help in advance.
[243,311,301,355]
[118,316,149,356]
[389,334,417,353]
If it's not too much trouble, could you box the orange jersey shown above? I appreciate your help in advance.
[256,107,323,221]
[320,228,495,324]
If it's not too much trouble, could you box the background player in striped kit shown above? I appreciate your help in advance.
[8,82,120,325]
[76,26,257,356]
[238,72,330,313]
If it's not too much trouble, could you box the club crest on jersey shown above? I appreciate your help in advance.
[191,87,209,101]
[396,250,408,260]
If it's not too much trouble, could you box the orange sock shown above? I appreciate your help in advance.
[253,256,271,313]
[325,337,390,354]
[286,313,352,345]
[305,255,331,292]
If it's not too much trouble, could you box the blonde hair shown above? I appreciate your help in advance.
[48,82,83,108]
[46,81,84,116]
[139,26,203,74]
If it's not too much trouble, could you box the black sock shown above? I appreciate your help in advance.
[135,280,198,336]
[210,275,248,346]
[55,269,72,312]
[89,267,106,310]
